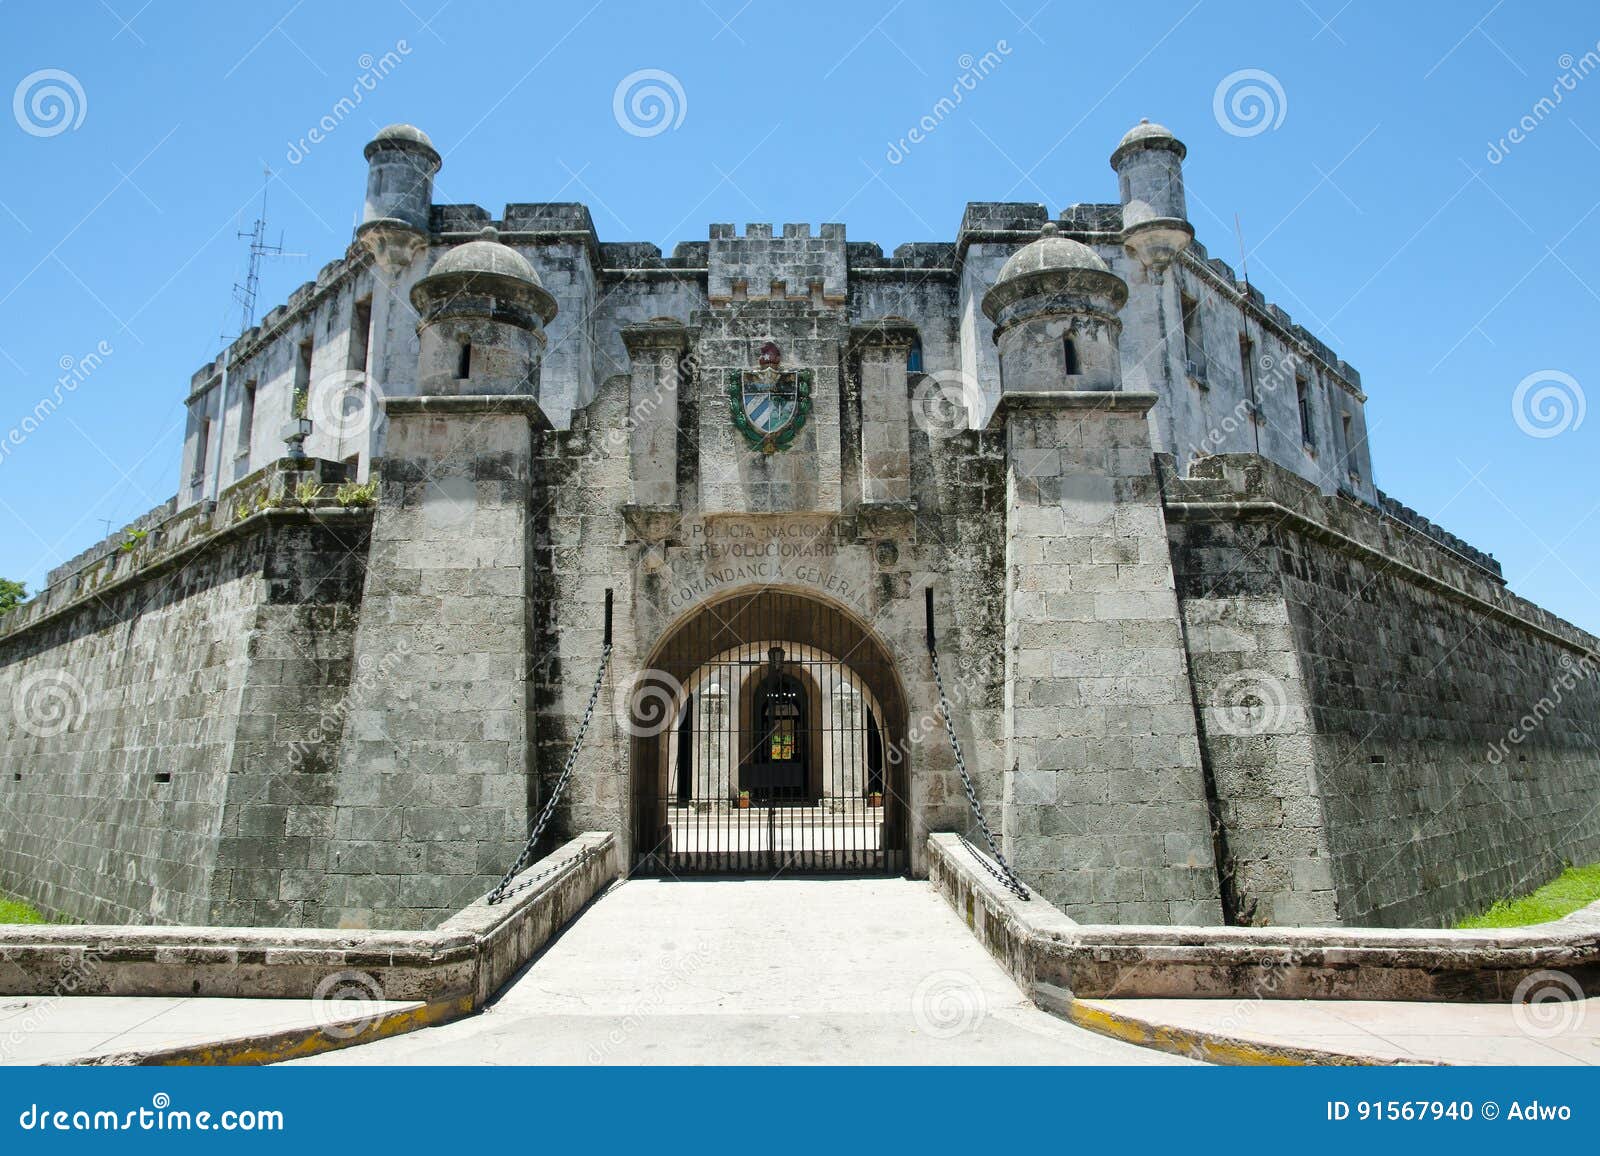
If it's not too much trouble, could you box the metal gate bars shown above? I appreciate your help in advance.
[629,590,907,876]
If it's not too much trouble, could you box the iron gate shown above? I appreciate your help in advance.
[630,590,906,875]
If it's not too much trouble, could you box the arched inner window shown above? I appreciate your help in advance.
[906,336,924,374]
[1063,334,1081,376]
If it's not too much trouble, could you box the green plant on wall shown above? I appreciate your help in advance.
[0,578,25,617]
[335,480,378,508]
[293,478,322,505]
[119,528,148,553]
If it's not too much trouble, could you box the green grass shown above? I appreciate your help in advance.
[0,894,55,924]
[1456,862,1600,929]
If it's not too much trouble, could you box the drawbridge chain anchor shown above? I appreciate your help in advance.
[926,587,1030,901]
[486,587,615,905]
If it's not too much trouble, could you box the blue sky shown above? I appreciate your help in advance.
[3,1,1598,630]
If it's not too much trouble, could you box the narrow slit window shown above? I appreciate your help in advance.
[349,298,372,372]
[236,379,256,456]
[1179,293,1207,384]
[456,342,472,380]
[1063,334,1081,376]
[294,337,313,416]
[1296,376,1315,447]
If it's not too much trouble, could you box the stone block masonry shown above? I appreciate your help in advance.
[0,463,372,927]
[999,391,1222,923]
[1168,454,1600,928]
[326,398,547,930]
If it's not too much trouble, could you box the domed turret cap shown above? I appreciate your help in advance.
[995,221,1111,280]
[1110,118,1186,167]
[411,228,557,323]
[364,123,441,165]
[982,223,1127,321]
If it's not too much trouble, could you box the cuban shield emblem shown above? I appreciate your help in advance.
[728,341,812,453]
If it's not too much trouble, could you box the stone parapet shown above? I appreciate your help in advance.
[928,834,1600,1002]
[0,834,616,1012]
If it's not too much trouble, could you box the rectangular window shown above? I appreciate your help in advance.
[193,417,211,484]
[1296,375,1315,447]
[1063,334,1081,376]
[1181,293,1206,383]
[294,337,313,415]
[236,379,256,456]
[1342,414,1358,478]
[1239,336,1255,395]
[349,298,372,373]
[456,342,472,380]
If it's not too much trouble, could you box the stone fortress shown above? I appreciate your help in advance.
[1,117,1596,934]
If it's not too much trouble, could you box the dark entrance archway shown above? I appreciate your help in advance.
[630,588,908,875]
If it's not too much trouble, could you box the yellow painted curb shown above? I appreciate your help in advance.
[1061,999,1432,1067]
[73,995,476,1067]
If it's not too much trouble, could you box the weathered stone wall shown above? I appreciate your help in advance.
[999,393,1222,924]
[0,471,370,926]
[1170,455,1600,928]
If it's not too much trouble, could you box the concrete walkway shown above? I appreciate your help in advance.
[0,994,425,1065]
[292,877,1189,1065]
[1073,996,1600,1066]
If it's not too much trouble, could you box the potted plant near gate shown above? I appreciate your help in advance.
[737,789,752,809]
[867,790,883,808]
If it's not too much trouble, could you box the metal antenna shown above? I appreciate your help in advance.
[1233,212,1251,294]
[228,167,303,339]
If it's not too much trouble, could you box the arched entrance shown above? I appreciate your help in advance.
[630,589,908,875]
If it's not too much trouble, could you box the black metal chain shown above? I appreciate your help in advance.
[928,640,1030,901]
[486,641,613,905]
